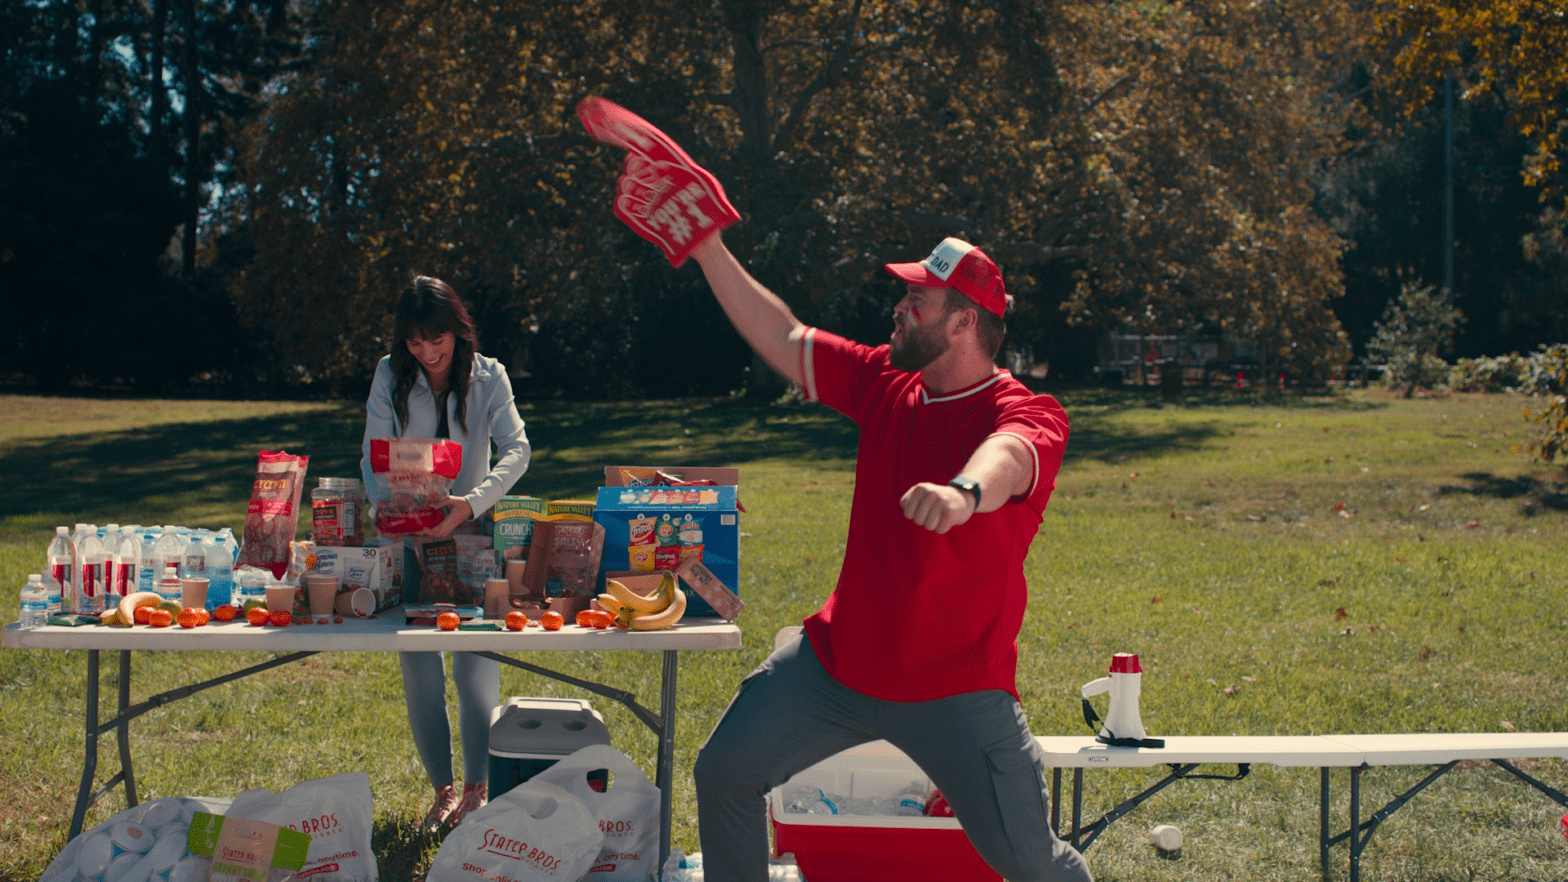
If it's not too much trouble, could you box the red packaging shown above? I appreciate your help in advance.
[236,450,310,579]
[369,437,463,534]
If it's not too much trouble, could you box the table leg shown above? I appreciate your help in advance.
[1070,769,1084,849]
[1319,767,1329,876]
[117,650,137,808]
[70,649,102,839]
[1050,768,1062,835]
[657,649,678,868]
[1349,765,1362,882]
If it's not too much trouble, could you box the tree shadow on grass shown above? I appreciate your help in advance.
[1437,472,1568,515]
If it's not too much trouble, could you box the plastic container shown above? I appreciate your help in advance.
[769,740,1001,882]
[487,697,611,800]
[20,574,47,628]
[311,478,368,546]
[46,526,73,614]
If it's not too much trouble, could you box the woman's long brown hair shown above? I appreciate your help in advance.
[389,276,478,435]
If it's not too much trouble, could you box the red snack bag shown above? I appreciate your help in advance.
[369,437,464,534]
[576,96,741,267]
[236,450,310,579]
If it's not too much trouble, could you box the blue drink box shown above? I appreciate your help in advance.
[593,483,740,618]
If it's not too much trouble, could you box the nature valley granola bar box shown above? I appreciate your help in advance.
[493,496,545,563]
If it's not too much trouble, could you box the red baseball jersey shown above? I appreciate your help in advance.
[797,328,1070,701]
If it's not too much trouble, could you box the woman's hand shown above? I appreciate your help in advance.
[418,496,475,539]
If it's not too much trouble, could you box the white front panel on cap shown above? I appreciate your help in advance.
[920,237,975,281]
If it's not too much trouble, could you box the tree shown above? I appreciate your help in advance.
[1367,280,1465,397]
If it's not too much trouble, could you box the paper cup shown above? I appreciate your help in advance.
[179,577,208,610]
[484,577,510,619]
[306,575,338,616]
[264,584,295,614]
[334,587,376,617]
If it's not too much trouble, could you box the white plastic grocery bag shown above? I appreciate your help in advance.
[427,780,605,882]
[531,744,662,880]
[39,796,233,882]
[225,771,376,882]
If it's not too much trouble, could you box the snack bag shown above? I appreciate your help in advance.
[225,772,376,882]
[576,96,741,267]
[237,451,309,579]
[427,780,603,882]
[531,745,662,880]
[368,437,463,534]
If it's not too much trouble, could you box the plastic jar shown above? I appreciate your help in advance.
[311,477,368,546]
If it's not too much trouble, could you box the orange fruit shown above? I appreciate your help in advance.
[437,611,461,631]
[194,609,210,626]
[134,605,154,625]
[176,608,202,629]
[246,607,270,626]
[575,609,596,628]
[591,610,613,630]
[504,611,529,631]
[269,609,292,627]
[540,611,564,631]
[212,604,237,622]
[148,609,174,628]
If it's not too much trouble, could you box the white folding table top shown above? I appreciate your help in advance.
[1320,732,1568,764]
[1,612,741,652]
[1034,733,1568,769]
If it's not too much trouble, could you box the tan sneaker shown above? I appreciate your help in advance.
[449,782,487,827]
[422,784,460,832]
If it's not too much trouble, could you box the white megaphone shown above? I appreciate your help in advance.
[1081,652,1163,748]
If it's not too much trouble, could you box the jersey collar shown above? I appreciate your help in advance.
[921,369,1009,404]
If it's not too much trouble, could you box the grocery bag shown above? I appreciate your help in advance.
[530,744,662,880]
[428,780,604,882]
[225,771,376,882]
[39,796,234,882]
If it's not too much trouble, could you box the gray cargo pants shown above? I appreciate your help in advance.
[693,633,1093,882]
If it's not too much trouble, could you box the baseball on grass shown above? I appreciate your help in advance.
[1149,824,1184,851]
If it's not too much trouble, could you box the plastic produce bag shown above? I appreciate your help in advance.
[225,771,376,882]
[39,796,234,882]
[531,744,662,880]
[368,437,463,534]
[428,780,604,882]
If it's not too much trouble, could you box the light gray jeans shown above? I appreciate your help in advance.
[399,650,499,787]
[693,634,1093,882]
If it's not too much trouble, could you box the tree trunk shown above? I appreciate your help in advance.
[181,0,199,278]
[150,0,168,155]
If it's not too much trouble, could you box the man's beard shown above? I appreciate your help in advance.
[889,318,950,372]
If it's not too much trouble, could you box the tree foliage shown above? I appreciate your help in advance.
[1368,280,1465,397]
[227,0,1358,396]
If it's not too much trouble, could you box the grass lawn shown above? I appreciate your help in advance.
[1,386,1565,881]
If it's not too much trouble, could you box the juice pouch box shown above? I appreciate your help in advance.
[493,496,545,563]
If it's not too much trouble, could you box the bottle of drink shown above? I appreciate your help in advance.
[182,532,208,580]
[101,525,124,610]
[136,528,159,593]
[47,526,74,615]
[76,531,106,615]
[152,527,185,586]
[20,574,48,629]
[157,561,183,604]
[111,529,139,608]
[891,779,929,817]
[206,530,236,610]
[783,786,840,815]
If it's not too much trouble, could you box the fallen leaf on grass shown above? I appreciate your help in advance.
[1396,557,1407,563]
[1319,579,1337,586]
[1336,606,1349,620]
[1241,675,1256,682]
[1500,721,1516,731]
[1467,520,1481,529]
[1151,597,1162,604]
[1223,685,1241,696]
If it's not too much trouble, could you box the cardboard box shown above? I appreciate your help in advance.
[341,542,400,611]
[594,481,739,618]
[520,519,605,609]
[493,496,545,562]
[768,741,1001,882]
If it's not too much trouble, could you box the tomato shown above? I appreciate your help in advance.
[540,611,565,631]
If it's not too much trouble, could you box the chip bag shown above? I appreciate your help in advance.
[368,437,463,534]
[237,451,310,579]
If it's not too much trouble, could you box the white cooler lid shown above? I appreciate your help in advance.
[489,697,612,754]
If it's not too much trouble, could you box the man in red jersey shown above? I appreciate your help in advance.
[686,231,1091,882]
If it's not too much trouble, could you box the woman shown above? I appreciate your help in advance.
[360,276,531,831]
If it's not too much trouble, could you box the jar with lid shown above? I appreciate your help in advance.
[311,477,368,546]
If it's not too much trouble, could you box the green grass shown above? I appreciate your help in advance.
[1,387,1566,881]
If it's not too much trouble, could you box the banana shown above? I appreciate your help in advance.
[596,594,626,616]
[630,587,686,631]
[606,577,670,614]
[118,591,165,626]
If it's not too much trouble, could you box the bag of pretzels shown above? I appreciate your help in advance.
[237,450,310,579]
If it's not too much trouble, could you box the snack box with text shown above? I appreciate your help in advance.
[493,496,545,562]
[769,740,1000,882]
[312,542,401,611]
[593,483,738,617]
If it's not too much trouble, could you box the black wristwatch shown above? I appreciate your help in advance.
[947,476,982,511]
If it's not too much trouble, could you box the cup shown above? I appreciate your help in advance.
[505,559,526,592]
[265,584,295,615]
[334,587,376,618]
[306,575,338,617]
[180,577,209,610]
[484,577,510,619]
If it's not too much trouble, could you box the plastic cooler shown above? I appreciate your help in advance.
[487,697,612,799]
[768,740,1001,882]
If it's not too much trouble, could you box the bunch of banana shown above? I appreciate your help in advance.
[101,591,178,627]
[597,572,687,631]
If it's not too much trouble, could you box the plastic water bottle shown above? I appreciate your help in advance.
[783,786,840,815]
[892,778,929,817]
[182,532,208,580]
[136,528,159,592]
[76,531,106,615]
[47,526,74,615]
[152,527,185,586]
[206,530,235,610]
[156,562,182,604]
[111,529,140,607]
[20,574,48,628]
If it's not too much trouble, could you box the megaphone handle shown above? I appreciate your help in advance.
[1081,676,1111,698]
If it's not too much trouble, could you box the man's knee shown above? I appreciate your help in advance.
[694,736,754,797]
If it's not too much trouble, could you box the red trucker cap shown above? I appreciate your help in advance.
[885,237,1008,318]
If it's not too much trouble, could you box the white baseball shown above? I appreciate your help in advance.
[1149,824,1184,851]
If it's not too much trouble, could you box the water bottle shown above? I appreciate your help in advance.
[182,532,208,580]
[152,527,185,586]
[206,530,235,610]
[156,561,182,604]
[76,531,106,615]
[101,525,124,610]
[136,528,159,592]
[111,529,140,607]
[47,526,74,615]
[892,778,929,817]
[20,574,48,629]
[783,786,840,815]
